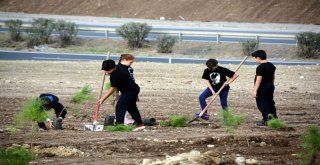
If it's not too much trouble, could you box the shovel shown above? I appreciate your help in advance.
[84,52,110,131]
[188,56,248,124]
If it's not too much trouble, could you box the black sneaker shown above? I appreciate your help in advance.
[256,120,266,126]
[54,118,63,130]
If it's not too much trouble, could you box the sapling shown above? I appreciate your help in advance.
[17,98,49,147]
[222,108,245,129]
[160,115,189,127]
[71,85,94,103]
[267,118,286,129]
[105,124,133,132]
[299,125,320,165]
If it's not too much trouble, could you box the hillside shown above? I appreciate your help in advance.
[0,0,319,24]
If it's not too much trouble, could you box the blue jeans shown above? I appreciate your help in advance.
[199,88,229,113]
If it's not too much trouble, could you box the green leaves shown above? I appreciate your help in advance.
[0,145,36,165]
[18,98,48,123]
[267,118,286,129]
[160,115,189,127]
[105,124,133,132]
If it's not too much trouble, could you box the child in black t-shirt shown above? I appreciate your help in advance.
[99,58,145,131]
[251,50,277,126]
[197,59,238,120]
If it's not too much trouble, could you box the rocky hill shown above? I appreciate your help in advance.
[0,0,319,24]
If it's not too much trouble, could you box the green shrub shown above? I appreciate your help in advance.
[160,115,189,127]
[116,22,151,49]
[27,18,55,47]
[54,20,78,48]
[5,19,23,41]
[71,85,94,103]
[267,118,286,128]
[222,109,245,129]
[156,34,177,53]
[299,125,320,165]
[0,145,36,165]
[18,98,48,124]
[240,39,259,56]
[105,124,133,132]
[296,32,320,58]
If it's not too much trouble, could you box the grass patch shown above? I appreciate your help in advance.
[160,115,189,127]
[267,118,286,129]
[71,85,94,104]
[0,145,37,165]
[104,124,133,132]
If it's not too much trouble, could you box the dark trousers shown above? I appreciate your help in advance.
[115,92,142,125]
[256,82,277,121]
[199,87,229,113]
[38,102,67,129]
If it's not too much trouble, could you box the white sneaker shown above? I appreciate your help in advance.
[132,124,145,131]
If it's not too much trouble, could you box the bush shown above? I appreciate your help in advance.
[54,20,78,47]
[116,22,151,49]
[299,125,320,165]
[267,118,286,129]
[0,145,36,165]
[156,34,177,53]
[296,32,320,58]
[240,39,259,56]
[71,85,94,103]
[27,18,55,47]
[5,19,23,41]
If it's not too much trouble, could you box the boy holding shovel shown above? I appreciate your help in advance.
[196,59,239,120]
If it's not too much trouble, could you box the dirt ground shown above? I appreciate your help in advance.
[0,60,319,164]
[0,0,320,24]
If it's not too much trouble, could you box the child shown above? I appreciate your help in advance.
[99,57,145,131]
[118,54,137,125]
[251,50,277,126]
[197,59,238,120]
[38,93,67,130]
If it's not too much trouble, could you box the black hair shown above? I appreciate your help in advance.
[251,50,267,60]
[206,59,218,69]
[101,59,116,71]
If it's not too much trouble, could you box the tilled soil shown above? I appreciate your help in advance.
[0,60,319,164]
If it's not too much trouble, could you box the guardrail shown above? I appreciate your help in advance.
[0,22,297,44]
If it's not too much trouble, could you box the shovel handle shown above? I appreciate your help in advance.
[93,102,100,123]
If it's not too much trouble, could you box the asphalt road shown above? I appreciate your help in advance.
[1,50,319,65]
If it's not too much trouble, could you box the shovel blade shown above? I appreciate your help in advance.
[84,124,104,131]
